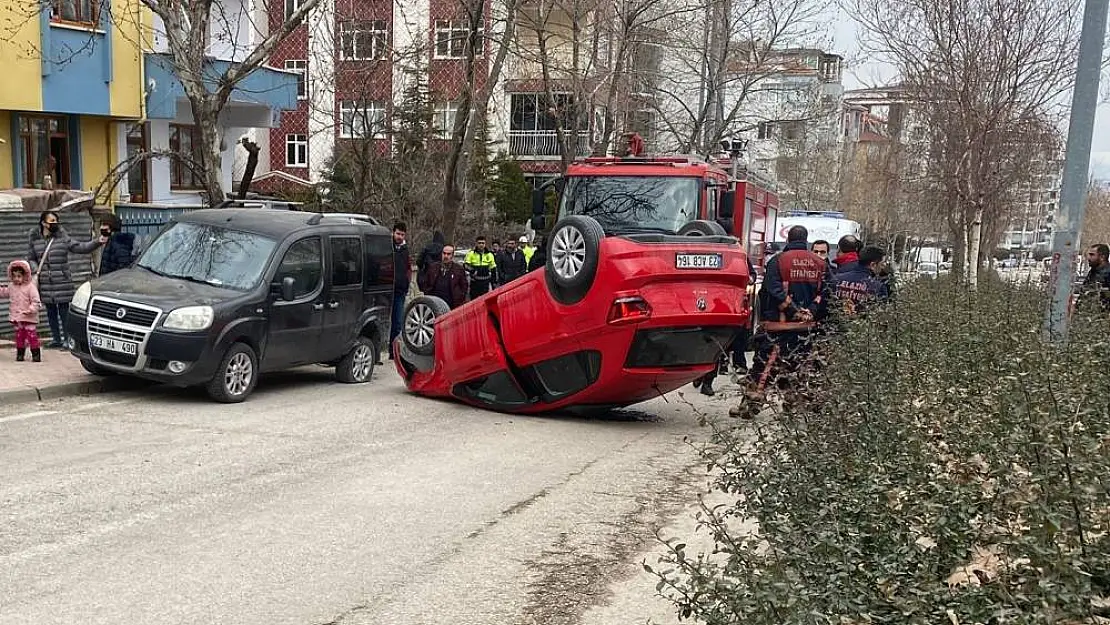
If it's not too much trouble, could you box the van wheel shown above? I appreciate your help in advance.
[678,220,727,236]
[336,336,377,384]
[403,295,451,357]
[545,215,604,305]
[206,343,258,403]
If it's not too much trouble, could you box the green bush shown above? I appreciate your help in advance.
[652,276,1110,623]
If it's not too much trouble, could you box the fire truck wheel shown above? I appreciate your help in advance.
[678,220,728,236]
[545,215,604,305]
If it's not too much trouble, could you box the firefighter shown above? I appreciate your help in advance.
[829,245,890,319]
[464,236,498,299]
[730,225,830,418]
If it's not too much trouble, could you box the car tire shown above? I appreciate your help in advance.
[206,342,259,403]
[336,336,377,384]
[80,359,115,376]
[545,215,604,305]
[402,295,450,357]
[677,220,728,236]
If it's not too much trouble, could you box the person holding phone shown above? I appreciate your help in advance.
[27,211,106,349]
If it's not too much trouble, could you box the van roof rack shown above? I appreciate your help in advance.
[305,212,381,226]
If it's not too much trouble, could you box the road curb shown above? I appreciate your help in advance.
[0,375,144,406]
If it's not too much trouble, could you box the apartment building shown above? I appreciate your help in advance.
[0,0,146,195]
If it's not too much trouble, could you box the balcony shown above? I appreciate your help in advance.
[508,130,592,158]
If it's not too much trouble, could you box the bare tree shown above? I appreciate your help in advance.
[139,0,324,205]
[849,0,1080,287]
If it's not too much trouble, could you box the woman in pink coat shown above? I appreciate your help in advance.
[0,260,43,362]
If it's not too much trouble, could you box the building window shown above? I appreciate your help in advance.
[757,122,774,140]
[627,110,655,147]
[168,124,204,189]
[284,0,302,20]
[339,20,388,61]
[434,20,473,59]
[433,101,460,139]
[51,0,99,25]
[339,101,387,138]
[18,115,70,188]
[285,134,308,167]
[284,59,308,99]
[629,42,662,95]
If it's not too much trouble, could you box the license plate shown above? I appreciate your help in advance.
[90,334,138,355]
[675,253,723,269]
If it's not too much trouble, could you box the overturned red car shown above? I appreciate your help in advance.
[393,153,753,414]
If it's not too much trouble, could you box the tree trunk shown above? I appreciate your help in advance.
[237,139,261,200]
[188,97,225,206]
[968,206,984,289]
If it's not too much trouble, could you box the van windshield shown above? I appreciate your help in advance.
[137,222,277,291]
[557,175,700,234]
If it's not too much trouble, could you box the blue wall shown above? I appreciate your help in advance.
[40,12,112,115]
[145,54,298,120]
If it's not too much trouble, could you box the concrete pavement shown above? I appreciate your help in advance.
[0,341,144,405]
[0,365,742,625]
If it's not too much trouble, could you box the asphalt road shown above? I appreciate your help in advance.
[0,365,728,625]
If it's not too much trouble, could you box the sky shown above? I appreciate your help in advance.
[829,14,1110,181]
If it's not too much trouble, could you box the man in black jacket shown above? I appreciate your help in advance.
[499,238,528,283]
[1079,243,1110,312]
[389,222,411,358]
[98,215,135,275]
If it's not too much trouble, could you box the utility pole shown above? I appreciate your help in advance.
[1044,0,1108,343]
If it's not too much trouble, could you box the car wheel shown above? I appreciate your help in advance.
[80,359,115,376]
[402,295,450,357]
[545,215,604,305]
[677,220,728,236]
[336,336,377,384]
[206,343,259,403]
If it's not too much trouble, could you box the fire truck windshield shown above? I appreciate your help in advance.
[557,175,700,234]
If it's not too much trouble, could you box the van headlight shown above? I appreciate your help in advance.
[163,306,214,331]
[71,281,92,313]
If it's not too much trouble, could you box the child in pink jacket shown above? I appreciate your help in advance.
[0,260,43,362]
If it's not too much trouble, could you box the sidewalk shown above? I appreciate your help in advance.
[0,340,140,405]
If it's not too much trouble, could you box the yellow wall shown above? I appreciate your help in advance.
[81,117,111,196]
[0,4,44,111]
[109,0,147,118]
[0,111,13,189]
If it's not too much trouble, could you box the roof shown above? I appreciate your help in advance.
[175,209,385,239]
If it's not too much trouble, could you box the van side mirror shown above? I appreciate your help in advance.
[281,276,296,301]
[720,190,736,220]
[530,215,546,231]
[531,188,546,217]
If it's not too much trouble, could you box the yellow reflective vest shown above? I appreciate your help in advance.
[464,249,497,281]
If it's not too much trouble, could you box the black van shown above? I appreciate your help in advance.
[66,209,395,402]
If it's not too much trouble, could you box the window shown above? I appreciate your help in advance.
[339,20,388,60]
[284,0,302,20]
[705,184,718,220]
[782,121,804,142]
[284,59,307,99]
[339,101,386,138]
[627,110,655,146]
[365,233,393,288]
[285,134,308,167]
[453,371,528,407]
[276,237,323,300]
[169,124,203,189]
[434,20,473,59]
[433,101,460,139]
[629,43,662,95]
[51,0,99,25]
[757,122,774,140]
[330,236,363,287]
[137,222,277,292]
[17,115,70,189]
[509,93,581,132]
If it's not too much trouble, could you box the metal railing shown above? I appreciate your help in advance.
[507,130,591,158]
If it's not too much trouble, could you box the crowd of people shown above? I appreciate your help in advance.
[1,211,134,364]
[386,222,548,356]
[691,225,894,417]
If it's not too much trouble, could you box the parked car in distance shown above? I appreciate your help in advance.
[66,209,394,402]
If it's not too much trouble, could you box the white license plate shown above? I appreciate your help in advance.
[90,334,138,355]
[675,253,723,269]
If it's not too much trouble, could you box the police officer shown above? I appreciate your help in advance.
[464,236,498,299]
[730,225,830,417]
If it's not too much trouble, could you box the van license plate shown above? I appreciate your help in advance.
[90,334,138,355]
[676,254,723,269]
